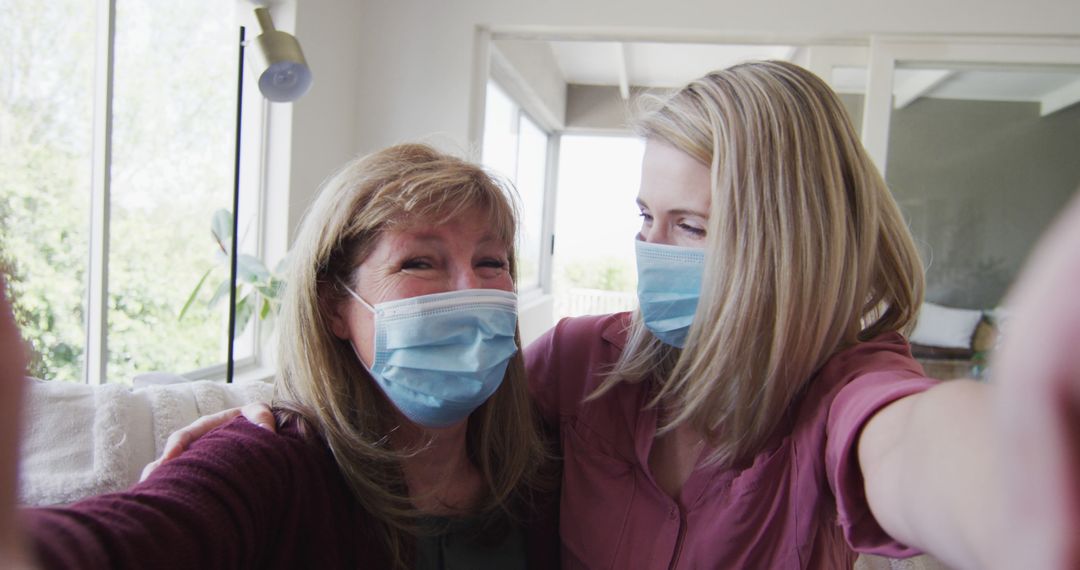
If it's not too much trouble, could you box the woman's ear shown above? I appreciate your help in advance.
[327,304,351,340]
[318,281,352,340]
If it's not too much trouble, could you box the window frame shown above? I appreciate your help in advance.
[78,0,288,384]
[480,77,559,302]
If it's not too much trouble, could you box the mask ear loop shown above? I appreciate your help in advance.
[336,276,375,313]
[335,276,379,369]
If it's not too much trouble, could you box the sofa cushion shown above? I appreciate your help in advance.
[19,378,273,506]
[909,302,984,350]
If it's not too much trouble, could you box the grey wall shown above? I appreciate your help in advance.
[565,85,662,132]
[839,93,865,133]
[886,98,1080,309]
[491,40,568,128]
[565,85,632,132]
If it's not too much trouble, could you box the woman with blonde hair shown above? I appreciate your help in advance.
[4,143,557,569]
[528,60,943,568]
[137,60,1074,569]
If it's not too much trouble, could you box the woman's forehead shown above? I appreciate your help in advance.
[378,211,509,248]
[638,140,712,215]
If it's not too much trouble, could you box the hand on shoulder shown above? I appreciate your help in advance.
[141,402,277,481]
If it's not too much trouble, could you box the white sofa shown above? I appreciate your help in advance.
[18,376,273,506]
[17,376,949,569]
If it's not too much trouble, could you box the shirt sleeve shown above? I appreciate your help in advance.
[22,418,328,570]
[825,368,938,557]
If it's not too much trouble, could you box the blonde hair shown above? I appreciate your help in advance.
[273,143,549,567]
[606,60,925,468]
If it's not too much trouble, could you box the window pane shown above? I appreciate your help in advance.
[482,81,549,291]
[553,135,643,319]
[0,0,96,382]
[514,114,548,290]
[482,82,518,185]
[107,0,239,382]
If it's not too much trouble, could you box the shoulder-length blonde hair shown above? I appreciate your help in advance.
[607,60,925,468]
[273,143,549,567]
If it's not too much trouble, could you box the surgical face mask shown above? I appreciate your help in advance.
[634,239,705,348]
[339,280,519,428]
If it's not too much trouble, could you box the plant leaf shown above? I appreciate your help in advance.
[237,254,271,284]
[208,279,231,309]
[178,268,214,320]
[211,209,233,255]
[234,293,256,340]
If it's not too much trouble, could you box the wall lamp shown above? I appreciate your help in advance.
[250,6,312,102]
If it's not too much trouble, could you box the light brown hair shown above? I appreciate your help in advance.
[273,143,549,566]
[605,60,925,468]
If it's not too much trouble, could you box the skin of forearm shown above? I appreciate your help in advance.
[0,282,31,567]
[859,379,1002,570]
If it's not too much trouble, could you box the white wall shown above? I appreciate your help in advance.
[285,0,1080,340]
[286,0,366,240]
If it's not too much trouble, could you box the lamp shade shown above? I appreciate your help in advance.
[251,7,312,102]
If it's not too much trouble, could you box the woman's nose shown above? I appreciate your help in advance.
[452,268,485,291]
[640,223,668,245]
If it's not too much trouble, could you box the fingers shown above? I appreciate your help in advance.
[165,407,245,460]
[240,402,276,432]
[0,278,31,567]
[139,458,162,483]
[139,407,245,481]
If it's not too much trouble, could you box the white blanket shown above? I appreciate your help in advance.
[18,378,273,506]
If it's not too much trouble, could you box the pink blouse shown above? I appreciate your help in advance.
[525,312,937,569]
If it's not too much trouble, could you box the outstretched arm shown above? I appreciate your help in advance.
[0,277,35,569]
[858,377,999,568]
[858,194,1080,570]
[990,193,1080,570]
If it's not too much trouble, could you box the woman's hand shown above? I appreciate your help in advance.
[991,194,1080,570]
[139,402,277,481]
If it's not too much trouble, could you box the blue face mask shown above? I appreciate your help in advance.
[340,282,519,428]
[635,239,705,348]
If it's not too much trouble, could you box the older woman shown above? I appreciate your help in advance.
[2,143,556,569]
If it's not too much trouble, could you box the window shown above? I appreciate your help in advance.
[481,81,551,293]
[0,0,274,384]
[552,135,643,320]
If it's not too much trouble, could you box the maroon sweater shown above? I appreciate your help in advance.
[23,418,558,569]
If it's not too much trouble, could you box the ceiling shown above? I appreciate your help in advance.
[548,41,798,88]
[543,40,1080,113]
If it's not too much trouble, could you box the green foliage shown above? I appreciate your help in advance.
[560,257,635,292]
[180,209,285,342]
[0,0,241,383]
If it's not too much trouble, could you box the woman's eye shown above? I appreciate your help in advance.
[401,258,433,270]
[678,223,706,237]
[639,211,653,223]
[477,258,508,270]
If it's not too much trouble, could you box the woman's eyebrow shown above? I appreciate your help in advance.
[636,198,706,219]
[668,208,708,218]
